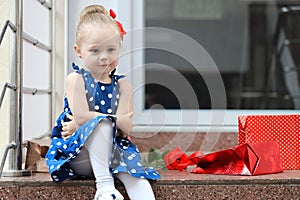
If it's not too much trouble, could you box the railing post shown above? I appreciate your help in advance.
[15,0,23,171]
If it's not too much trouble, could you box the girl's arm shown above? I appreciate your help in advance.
[115,79,134,134]
[65,72,109,128]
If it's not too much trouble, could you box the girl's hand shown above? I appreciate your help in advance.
[116,112,133,134]
[62,114,77,140]
[117,112,133,121]
[116,112,133,138]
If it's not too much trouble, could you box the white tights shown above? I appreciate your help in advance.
[69,119,155,200]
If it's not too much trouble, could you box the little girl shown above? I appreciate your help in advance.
[45,5,160,200]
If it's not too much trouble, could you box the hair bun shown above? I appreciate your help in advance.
[76,5,122,45]
[79,5,108,19]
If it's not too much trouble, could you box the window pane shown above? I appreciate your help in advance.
[145,0,300,110]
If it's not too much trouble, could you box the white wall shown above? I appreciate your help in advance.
[22,0,67,140]
[22,0,51,140]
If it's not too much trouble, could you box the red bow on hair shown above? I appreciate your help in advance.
[109,9,126,40]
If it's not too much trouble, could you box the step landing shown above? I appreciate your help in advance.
[1,170,300,199]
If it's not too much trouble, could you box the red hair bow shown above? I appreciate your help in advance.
[109,9,126,40]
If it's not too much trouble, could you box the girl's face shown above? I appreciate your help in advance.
[74,24,120,81]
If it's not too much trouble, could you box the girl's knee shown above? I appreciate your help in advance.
[86,119,114,144]
[94,119,113,133]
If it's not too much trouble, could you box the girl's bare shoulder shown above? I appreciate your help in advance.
[66,72,82,84]
[66,72,81,80]
[65,72,85,92]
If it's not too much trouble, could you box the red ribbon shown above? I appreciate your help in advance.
[109,9,126,40]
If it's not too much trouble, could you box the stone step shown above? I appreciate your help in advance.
[1,170,300,199]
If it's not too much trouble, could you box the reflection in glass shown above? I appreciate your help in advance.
[145,0,300,110]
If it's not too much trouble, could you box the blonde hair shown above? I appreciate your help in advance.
[76,5,120,45]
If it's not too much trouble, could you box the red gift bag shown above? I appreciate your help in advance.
[238,114,300,169]
[191,141,283,175]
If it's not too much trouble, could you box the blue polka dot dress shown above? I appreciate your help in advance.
[45,64,160,182]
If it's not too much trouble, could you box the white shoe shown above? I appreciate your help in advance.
[94,187,124,200]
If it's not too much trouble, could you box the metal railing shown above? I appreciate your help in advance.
[0,0,54,177]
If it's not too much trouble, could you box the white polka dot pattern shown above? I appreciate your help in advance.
[46,66,160,182]
[238,114,300,170]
